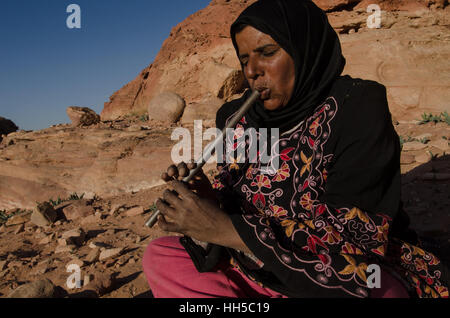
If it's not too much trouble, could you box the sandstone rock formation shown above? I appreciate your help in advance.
[101,0,449,123]
[66,107,101,127]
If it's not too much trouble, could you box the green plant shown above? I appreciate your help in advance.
[418,137,430,144]
[48,192,85,207]
[418,112,450,125]
[148,203,158,213]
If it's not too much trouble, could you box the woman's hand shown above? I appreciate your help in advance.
[161,161,217,203]
[155,180,251,254]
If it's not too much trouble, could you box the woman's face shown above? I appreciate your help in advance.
[235,25,295,111]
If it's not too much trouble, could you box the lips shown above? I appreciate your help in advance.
[256,87,270,100]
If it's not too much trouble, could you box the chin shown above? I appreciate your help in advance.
[263,100,283,111]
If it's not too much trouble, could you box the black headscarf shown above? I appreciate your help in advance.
[230,0,346,134]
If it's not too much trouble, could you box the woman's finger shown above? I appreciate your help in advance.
[155,198,177,219]
[161,172,172,182]
[187,160,197,170]
[157,214,179,233]
[167,165,179,179]
[162,189,182,209]
[177,162,188,179]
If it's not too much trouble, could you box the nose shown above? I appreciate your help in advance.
[245,56,263,81]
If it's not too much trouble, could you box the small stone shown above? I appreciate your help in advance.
[7,279,58,298]
[90,272,115,296]
[128,258,136,265]
[5,213,31,226]
[85,247,100,264]
[429,139,449,151]
[62,200,95,221]
[400,153,415,165]
[81,214,97,225]
[83,274,93,287]
[0,260,7,271]
[135,236,141,244]
[109,204,123,216]
[31,202,57,227]
[67,258,85,268]
[125,206,145,217]
[39,233,55,245]
[402,141,428,151]
[54,220,62,226]
[57,238,68,246]
[99,247,124,261]
[14,224,25,234]
[55,245,75,254]
[415,152,432,163]
[61,228,86,246]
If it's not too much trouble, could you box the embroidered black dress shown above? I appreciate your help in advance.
[212,77,449,298]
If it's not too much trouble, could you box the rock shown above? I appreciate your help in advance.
[402,141,428,151]
[415,152,432,163]
[66,106,100,127]
[0,117,18,141]
[109,204,124,216]
[31,202,57,227]
[55,245,76,254]
[80,214,98,225]
[125,206,145,217]
[39,233,55,245]
[5,212,31,226]
[61,228,86,246]
[99,247,124,261]
[85,247,101,264]
[90,272,116,296]
[400,153,415,165]
[0,260,7,271]
[14,223,25,234]
[147,92,186,123]
[67,258,85,268]
[62,200,95,221]
[180,95,224,126]
[7,279,58,298]
[429,139,450,152]
[199,63,246,99]
[314,0,360,12]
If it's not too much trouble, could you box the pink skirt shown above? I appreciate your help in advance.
[142,236,409,298]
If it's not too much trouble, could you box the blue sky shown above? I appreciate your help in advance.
[0,0,210,131]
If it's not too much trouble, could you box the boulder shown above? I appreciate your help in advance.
[181,95,225,126]
[147,92,186,123]
[0,117,18,141]
[30,202,57,227]
[7,279,58,298]
[61,228,86,246]
[61,200,95,221]
[66,106,100,127]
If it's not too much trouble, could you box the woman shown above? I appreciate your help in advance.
[143,0,449,298]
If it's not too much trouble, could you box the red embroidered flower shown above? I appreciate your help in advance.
[309,117,321,136]
[269,205,288,218]
[272,162,290,182]
[251,175,272,189]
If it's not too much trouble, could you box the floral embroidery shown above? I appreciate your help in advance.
[216,96,449,298]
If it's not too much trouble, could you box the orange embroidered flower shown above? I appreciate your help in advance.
[281,219,298,237]
[373,221,389,243]
[300,192,314,211]
[300,151,313,177]
[309,117,320,136]
[321,226,342,244]
[344,207,370,223]
[342,242,363,255]
[339,254,368,282]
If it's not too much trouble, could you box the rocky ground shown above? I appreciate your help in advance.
[0,115,448,298]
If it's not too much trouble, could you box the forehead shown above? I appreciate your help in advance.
[234,25,278,54]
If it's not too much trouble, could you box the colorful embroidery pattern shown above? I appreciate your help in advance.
[214,98,449,298]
